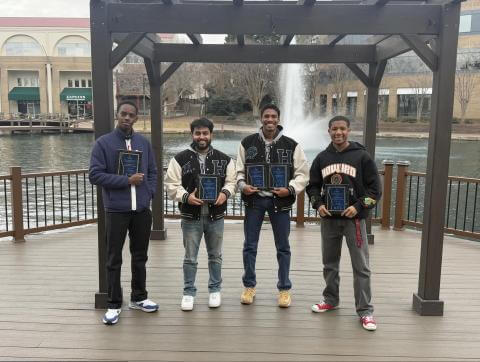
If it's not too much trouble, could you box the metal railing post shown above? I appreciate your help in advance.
[381,160,394,229]
[394,161,410,231]
[10,166,25,242]
[296,190,305,228]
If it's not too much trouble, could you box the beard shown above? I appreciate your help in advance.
[193,139,211,151]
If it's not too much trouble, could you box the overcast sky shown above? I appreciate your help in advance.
[0,0,90,17]
[0,0,227,43]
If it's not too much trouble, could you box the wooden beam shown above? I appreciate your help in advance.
[144,57,161,86]
[110,32,146,68]
[159,0,203,46]
[362,0,390,5]
[345,63,370,87]
[373,59,387,87]
[413,1,461,317]
[187,33,203,45]
[400,34,438,71]
[158,62,183,86]
[154,44,376,63]
[237,35,245,46]
[365,35,390,45]
[327,35,346,46]
[280,35,295,46]
[107,3,441,35]
[233,0,244,5]
[376,34,436,62]
[112,33,154,61]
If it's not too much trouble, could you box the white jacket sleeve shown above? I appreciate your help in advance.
[235,143,247,192]
[221,158,237,197]
[289,144,309,194]
[164,157,189,202]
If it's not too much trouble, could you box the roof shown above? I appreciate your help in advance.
[0,17,90,28]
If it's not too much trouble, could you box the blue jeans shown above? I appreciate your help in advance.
[243,197,292,290]
[181,216,224,296]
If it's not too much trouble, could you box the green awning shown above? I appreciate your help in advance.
[60,88,92,101]
[8,87,40,101]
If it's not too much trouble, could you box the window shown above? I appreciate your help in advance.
[346,97,357,117]
[332,98,338,114]
[88,79,92,87]
[68,80,73,88]
[57,42,90,56]
[81,79,86,88]
[17,78,22,86]
[460,15,472,33]
[3,36,44,56]
[397,94,431,120]
[75,80,80,88]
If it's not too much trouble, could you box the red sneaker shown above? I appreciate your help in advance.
[311,301,338,313]
[360,315,377,331]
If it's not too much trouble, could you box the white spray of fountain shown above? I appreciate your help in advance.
[278,38,330,152]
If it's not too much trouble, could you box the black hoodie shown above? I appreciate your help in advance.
[306,141,381,219]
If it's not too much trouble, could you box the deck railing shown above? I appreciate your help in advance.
[393,161,480,240]
[1,162,478,241]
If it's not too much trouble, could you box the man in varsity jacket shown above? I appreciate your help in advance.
[306,115,381,331]
[236,104,309,308]
[165,118,236,311]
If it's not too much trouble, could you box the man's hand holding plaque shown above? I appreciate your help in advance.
[128,173,144,185]
[188,188,204,206]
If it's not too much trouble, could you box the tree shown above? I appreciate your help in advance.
[405,72,432,121]
[455,53,479,123]
[327,64,350,115]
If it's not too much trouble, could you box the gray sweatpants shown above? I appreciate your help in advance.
[320,218,373,317]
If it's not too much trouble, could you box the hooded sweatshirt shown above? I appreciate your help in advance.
[306,141,381,219]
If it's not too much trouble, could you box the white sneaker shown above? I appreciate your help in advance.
[129,298,159,313]
[208,292,221,308]
[102,308,121,325]
[181,295,194,311]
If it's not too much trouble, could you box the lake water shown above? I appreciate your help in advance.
[0,132,479,178]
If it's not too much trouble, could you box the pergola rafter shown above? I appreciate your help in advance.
[90,0,463,317]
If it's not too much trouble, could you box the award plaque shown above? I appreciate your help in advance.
[197,175,220,202]
[117,150,142,177]
[269,164,289,188]
[246,164,267,189]
[325,184,349,215]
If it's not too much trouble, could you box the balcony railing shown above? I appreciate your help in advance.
[1,162,479,242]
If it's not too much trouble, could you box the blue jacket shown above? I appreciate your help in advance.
[89,127,157,212]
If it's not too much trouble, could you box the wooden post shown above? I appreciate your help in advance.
[393,161,410,231]
[10,166,25,242]
[381,160,394,229]
[296,191,305,228]
[413,2,460,316]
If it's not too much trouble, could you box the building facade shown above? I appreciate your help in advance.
[314,0,480,123]
[0,17,92,118]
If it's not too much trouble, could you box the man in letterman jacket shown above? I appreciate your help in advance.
[236,104,309,308]
[165,118,236,311]
[306,115,381,331]
[89,100,158,326]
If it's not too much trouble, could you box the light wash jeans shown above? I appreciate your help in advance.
[181,216,224,296]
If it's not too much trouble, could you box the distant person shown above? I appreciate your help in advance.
[89,100,158,325]
[235,104,309,308]
[306,115,381,331]
[165,118,236,311]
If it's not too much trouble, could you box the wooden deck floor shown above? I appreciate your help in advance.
[1,221,480,361]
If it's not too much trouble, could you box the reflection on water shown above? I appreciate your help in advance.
[0,132,479,178]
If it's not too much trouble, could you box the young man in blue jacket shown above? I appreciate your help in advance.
[306,115,381,331]
[89,100,158,325]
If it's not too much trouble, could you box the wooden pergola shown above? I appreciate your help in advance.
[90,0,461,316]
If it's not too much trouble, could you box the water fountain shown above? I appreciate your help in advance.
[278,38,330,153]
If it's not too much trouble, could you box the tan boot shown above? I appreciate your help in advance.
[240,287,256,304]
[278,290,291,308]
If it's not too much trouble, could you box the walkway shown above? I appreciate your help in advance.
[1,222,480,361]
